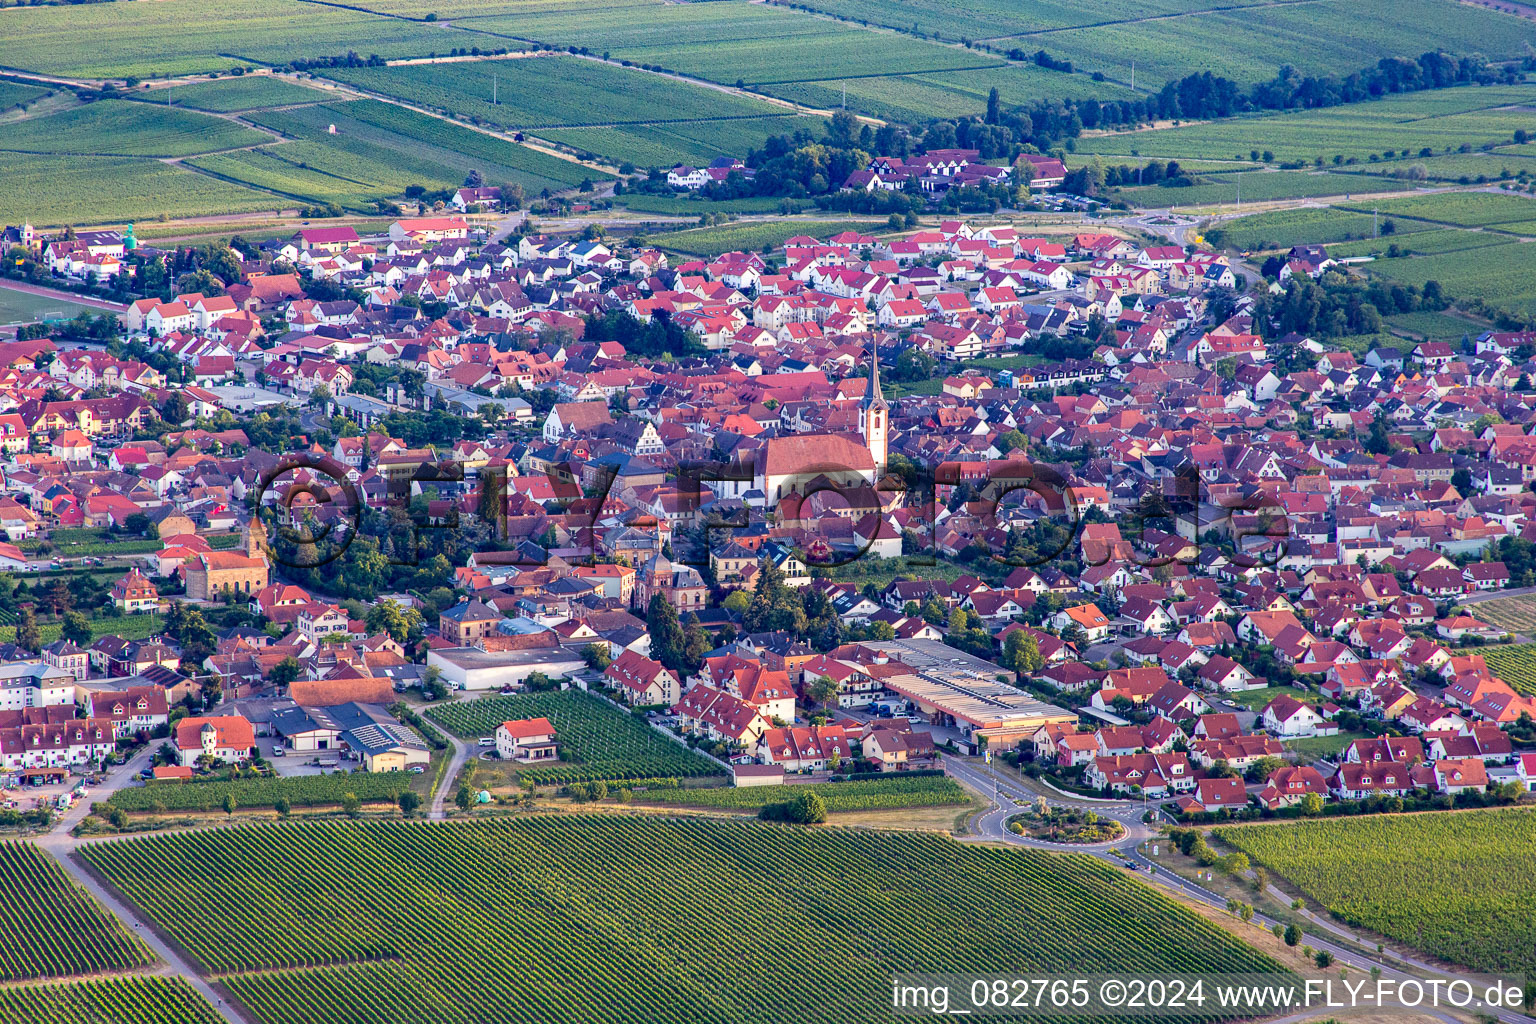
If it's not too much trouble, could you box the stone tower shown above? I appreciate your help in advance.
[243,515,268,559]
[860,343,889,472]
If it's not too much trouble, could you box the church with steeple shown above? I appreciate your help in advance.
[859,344,889,473]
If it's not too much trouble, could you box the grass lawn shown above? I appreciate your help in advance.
[1384,309,1487,342]
[0,288,106,326]
[1281,731,1364,760]
[1218,685,1305,712]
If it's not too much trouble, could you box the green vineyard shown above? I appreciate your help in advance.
[0,976,225,1024]
[83,817,1281,1024]
[0,841,152,981]
[637,775,971,812]
[106,770,411,813]
[426,689,724,783]
[1478,643,1536,696]
[1217,807,1536,972]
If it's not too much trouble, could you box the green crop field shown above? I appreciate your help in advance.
[1338,190,1536,227]
[1204,207,1432,251]
[646,219,887,256]
[83,817,1283,1024]
[766,65,1134,124]
[1218,808,1536,972]
[1328,228,1518,259]
[1077,85,1536,165]
[0,81,48,112]
[1117,170,1414,209]
[1478,642,1536,695]
[0,0,464,79]
[1352,151,1536,183]
[0,100,269,158]
[541,115,818,169]
[638,775,970,812]
[106,769,413,813]
[352,0,664,16]
[139,76,332,113]
[192,98,587,207]
[326,57,781,129]
[0,152,277,227]
[1384,309,1487,340]
[0,976,225,1024]
[0,842,152,981]
[426,689,724,783]
[1357,238,1536,320]
[1019,0,1536,86]
[615,194,809,215]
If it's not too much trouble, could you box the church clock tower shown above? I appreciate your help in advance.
[860,344,889,473]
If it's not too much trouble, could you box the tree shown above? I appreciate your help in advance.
[581,643,612,671]
[60,611,91,648]
[785,789,827,824]
[274,796,291,817]
[1220,852,1250,875]
[805,674,839,712]
[15,606,39,654]
[1283,924,1301,947]
[1002,630,1044,676]
[647,594,687,673]
[398,790,421,816]
[1314,950,1334,968]
[366,601,424,645]
[342,792,362,817]
[1298,792,1325,816]
[221,793,237,817]
[270,657,303,688]
[455,783,473,811]
[422,664,449,702]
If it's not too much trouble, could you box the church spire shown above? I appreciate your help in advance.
[863,343,887,410]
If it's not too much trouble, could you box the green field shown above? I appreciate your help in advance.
[1117,170,1414,209]
[1078,85,1536,165]
[138,76,332,113]
[1353,151,1536,183]
[326,57,783,129]
[0,151,276,227]
[1218,808,1536,972]
[106,769,414,813]
[646,219,887,256]
[637,775,970,812]
[0,977,224,1024]
[0,0,465,79]
[0,613,166,649]
[425,689,725,783]
[0,841,152,980]
[0,288,109,327]
[1478,642,1536,696]
[1327,227,1518,259]
[541,115,820,168]
[0,100,269,157]
[83,817,1283,1023]
[1205,206,1432,251]
[192,98,588,207]
[1337,190,1536,227]
[1358,238,1536,320]
[0,80,48,112]
[1384,309,1488,341]
[615,194,809,215]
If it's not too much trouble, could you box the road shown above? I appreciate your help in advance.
[430,736,468,819]
[948,759,1533,1024]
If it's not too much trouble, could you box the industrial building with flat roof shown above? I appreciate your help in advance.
[867,639,1077,750]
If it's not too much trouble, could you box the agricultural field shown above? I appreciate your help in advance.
[105,769,414,814]
[766,65,1133,124]
[0,977,225,1024]
[1357,238,1536,320]
[1352,151,1536,184]
[0,0,463,79]
[1204,206,1431,251]
[193,98,588,208]
[138,76,332,113]
[326,57,781,129]
[0,100,269,158]
[1477,641,1536,695]
[1383,309,1488,341]
[0,841,152,981]
[541,115,819,170]
[1077,84,1536,165]
[0,80,48,113]
[645,219,888,257]
[425,689,724,783]
[636,775,970,813]
[1217,807,1536,972]
[352,0,664,16]
[614,194,809,216]
[1337,190,1536,227]
[0,151,276,227]
[1326,228,1518,259]
[1115,170,1414,209]
[0,613,165,649]
[1023,0,1536,86]
[84,817,1282,1024]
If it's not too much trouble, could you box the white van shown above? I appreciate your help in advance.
[477,737,495,748]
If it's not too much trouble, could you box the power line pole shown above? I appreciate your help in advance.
[492,74,498,105]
